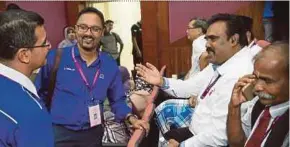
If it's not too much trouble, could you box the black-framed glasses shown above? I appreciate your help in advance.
[76,24,103,34]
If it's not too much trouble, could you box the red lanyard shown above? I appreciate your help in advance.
[71,47,100,92]
[200,74,221,99]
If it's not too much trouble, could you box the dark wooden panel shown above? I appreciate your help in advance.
[0,1,6,12]
[65,1,81,26]
[236,1,265,40]
[140,2,159,67]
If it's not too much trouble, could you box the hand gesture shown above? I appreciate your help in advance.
[135,62,166,86]
[230,74,256,108]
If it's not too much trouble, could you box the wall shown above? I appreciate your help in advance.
[169,1,251,43]
[6,1,67,48]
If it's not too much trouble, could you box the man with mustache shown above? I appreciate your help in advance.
[35,7,149,147]
[227,41,289,147]
[136,13,254,147]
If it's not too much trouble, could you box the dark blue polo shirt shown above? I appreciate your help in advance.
[35,45,131,131]
[0,75,54,147]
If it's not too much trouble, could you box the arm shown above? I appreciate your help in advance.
[34,50,55,102]
[227,75,255,147]
[132,36,142,57]
[115,33,124,54]
[107,68,132,122]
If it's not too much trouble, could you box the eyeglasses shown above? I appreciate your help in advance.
[187,27,199,30]
[10,39,51,49]
[76,24,103,34]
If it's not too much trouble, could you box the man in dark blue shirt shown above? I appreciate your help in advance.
[35,7,149,147]
[0,10,54,147]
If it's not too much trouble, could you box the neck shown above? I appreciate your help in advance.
[0,60,32,77]
[77,45,98,66]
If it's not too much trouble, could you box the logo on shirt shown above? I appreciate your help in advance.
[64,67,75,71]
[99,74,104,79]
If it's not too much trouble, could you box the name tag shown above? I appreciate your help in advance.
[88,105,101,127]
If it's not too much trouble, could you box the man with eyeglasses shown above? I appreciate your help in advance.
[35,7,149,147]
[0,10,53,147]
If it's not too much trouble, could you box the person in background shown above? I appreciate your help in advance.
[0,9,53,147]
[131,21,143,66]
[58,26,77,48]
[100,20,124,66]
[35,7,148,147]
[227,41,289,147]
[5,3,21,11]
[262,1,274,42]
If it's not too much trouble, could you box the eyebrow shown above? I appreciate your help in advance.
[253,72,274,82]
[204,35,219,40]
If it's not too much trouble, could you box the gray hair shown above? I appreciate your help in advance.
[190,18,208,34]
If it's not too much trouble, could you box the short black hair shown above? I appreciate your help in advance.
[237,15,253,32]
[77,7,105,27]
[207,13,248,47]
[0,10,44,60]
[6,3,21,11]
[105,20,114,24]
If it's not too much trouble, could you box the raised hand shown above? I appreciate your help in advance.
[230,74,256,108]
[135,62,166,86]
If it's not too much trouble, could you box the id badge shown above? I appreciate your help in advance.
[88,104,101,127]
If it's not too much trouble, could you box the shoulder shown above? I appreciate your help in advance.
[100,52,118,68]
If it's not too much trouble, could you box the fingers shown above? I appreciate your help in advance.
[146,62,158,71]
[133,90,150,96]
[160,65,166,75]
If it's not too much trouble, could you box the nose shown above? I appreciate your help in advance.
[254,80,264,92]
[84,28,93,35]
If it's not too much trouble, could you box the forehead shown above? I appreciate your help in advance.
[77,13,102,27]
[188,20,195,26]
[35,26,46,41]
[206,21,227,37]
[254,55,285,78]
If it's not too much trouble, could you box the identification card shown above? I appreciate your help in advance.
[88,104,101,127]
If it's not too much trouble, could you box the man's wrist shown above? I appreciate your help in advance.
[126,113,138,124]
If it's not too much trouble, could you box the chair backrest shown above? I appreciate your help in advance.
[127,86,159,147]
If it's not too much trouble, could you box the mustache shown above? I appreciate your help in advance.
[254,91,276,100]
[206,47,214,53]
[82,35,94,40]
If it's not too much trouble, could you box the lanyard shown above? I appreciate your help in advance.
[71,47,100,94]
[200,74,221,99]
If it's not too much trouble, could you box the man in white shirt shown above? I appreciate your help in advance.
[136,13,254,147]
[227,41,289,147]
[184,18,208,79]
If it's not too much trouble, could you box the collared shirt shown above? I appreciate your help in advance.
[35,45,131,131]
[188,35,207,77]
[241,97,289,147]
[161,46,255,146]
[0,63,54,147]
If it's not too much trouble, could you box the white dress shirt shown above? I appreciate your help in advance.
[241,97,289,147]
[162,46,255,146]
[0,63,39,98]
[188,35,207,77]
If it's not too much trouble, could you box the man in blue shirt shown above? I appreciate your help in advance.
[35,7,149,147]
[0,10,54,147]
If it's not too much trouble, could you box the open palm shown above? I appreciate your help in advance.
[135,62,166,86]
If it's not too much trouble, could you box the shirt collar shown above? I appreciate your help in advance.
[0,63,39,98]
[73,45,101,67]
[216,46,248,75]
[269,101,289,118]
